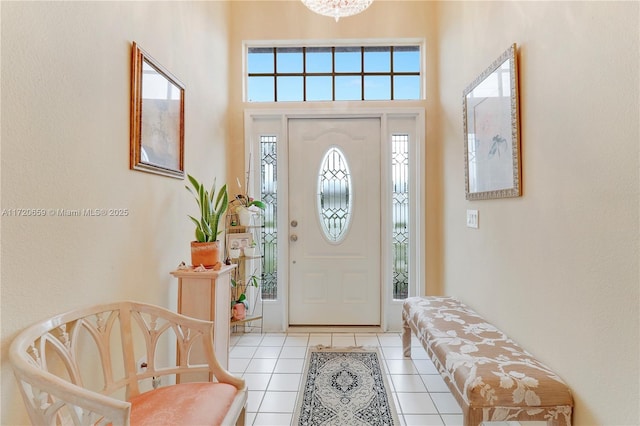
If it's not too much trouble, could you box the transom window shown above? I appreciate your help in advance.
[246,44,422,102]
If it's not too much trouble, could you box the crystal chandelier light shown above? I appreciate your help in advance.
[301,0,374,22]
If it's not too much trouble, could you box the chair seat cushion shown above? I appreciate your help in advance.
[129,382,237,426]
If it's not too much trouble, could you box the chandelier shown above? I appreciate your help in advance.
[301,0,374,22]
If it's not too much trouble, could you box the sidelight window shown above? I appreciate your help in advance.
[260,136,278,300]
[392,134,409,299]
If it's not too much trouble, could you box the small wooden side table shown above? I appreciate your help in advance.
[170,264,236,379]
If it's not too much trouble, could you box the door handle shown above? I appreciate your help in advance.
[290,234,298,242]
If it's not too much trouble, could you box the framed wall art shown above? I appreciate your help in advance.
[227,232,253,251]
[463,43,521,200]
[130,42,185,179]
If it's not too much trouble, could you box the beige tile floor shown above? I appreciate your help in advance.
[228,331,464,426]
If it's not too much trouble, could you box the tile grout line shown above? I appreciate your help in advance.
[231,332,463,426]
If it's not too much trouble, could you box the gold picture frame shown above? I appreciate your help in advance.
[463,43,521,200]
[130,42,185,179]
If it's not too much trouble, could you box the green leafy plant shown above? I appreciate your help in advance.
[232,292,248,308]
[231,274,260,290]
[231,270,260,307]
[231,193,266,210]
[185,174,228,242]
[232,154,266,211]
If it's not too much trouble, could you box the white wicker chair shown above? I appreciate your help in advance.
[9,301,246,426]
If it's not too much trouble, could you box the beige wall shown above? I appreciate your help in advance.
[0,2,230,424]
[438,1,639,425]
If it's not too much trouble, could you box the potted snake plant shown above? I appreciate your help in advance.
[186,174,228,269]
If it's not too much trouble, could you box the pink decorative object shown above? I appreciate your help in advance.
[232,303,246,321]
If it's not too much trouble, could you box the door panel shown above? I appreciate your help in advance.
[288,118,381,325]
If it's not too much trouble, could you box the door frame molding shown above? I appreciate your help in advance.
[244,107,425,332]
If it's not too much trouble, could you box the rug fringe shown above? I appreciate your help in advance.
[312,344,379,352]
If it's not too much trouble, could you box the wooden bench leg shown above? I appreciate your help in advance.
[402,315,412,357]
[236,406,246,426]
[465,407,484,426]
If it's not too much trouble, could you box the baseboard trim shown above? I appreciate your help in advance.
[286,325,385,333]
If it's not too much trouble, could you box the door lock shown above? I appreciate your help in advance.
[291,220,298,227]
[290,234,298,242]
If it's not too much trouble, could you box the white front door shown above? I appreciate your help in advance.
[288,118,381,325]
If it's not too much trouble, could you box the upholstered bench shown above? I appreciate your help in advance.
[402,296,573,426]
[10,301,247,425]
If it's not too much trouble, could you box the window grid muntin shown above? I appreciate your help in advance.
[247,45,420,102]
[261,136,277,300]
[392,134,410,300]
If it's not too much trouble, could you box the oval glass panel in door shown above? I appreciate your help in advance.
[317,147,352,242]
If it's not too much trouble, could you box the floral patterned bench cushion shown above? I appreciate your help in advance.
[403,296,573,412]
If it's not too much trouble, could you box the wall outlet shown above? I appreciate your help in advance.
[466,210,479,229]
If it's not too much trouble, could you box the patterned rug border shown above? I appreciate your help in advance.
[292,345,400,425]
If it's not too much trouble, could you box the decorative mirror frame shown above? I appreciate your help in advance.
[130,42,185,179]
[463,43,521,200]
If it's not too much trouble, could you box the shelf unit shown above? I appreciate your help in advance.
[226,210,264,333]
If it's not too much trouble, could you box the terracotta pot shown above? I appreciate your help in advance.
[190,241,221,270]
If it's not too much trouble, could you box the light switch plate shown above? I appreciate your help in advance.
[466,209,479,228]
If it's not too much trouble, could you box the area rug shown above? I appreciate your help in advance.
[292,346,400,426]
